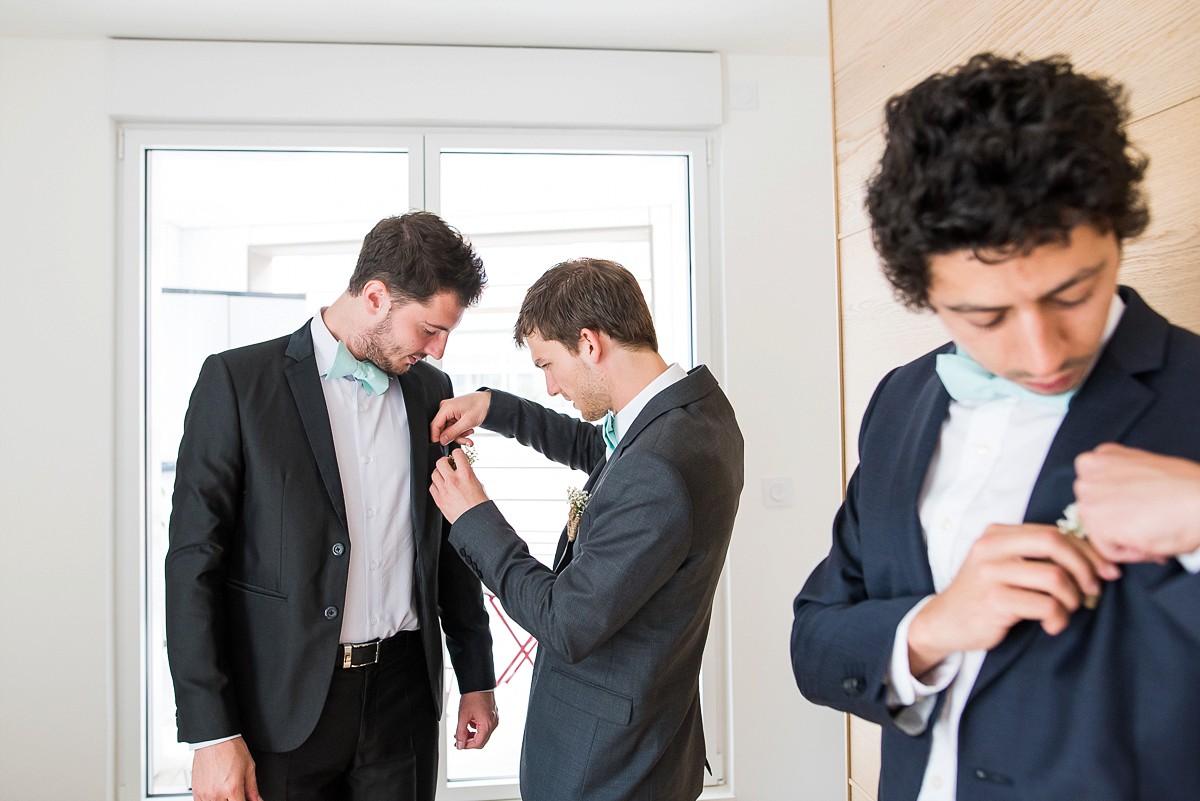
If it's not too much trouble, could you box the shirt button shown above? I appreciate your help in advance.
[362,456,372,464]
[324,606,339,619]
[359,405,367,413]
[940,517,953,531]
[366,508,376,518]
[976,442,991,456]
[931,776,943,790]
[370,615,379,625]
[369,560,379,570]
[331,543,345,556]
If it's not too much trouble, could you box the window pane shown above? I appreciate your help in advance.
[437,150,694,785]
[145,149,408,795]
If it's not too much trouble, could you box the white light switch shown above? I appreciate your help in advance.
[763,477,794,507]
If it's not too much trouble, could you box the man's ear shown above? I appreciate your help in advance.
[361,280,390,317]
[577,328,604,364]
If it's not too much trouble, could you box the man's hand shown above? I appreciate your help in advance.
[455,690,499,750]
[1074,443,1200,563]
[190,737,262,801]
[907,523,1119,676]
[431,449,490,524]
[431,391,492,447]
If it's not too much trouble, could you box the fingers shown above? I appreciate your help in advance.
[979,524,1109,597]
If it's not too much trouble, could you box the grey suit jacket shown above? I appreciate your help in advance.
[451,365,744,801]
[165,321,495,753]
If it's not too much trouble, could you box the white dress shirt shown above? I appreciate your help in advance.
[311,313,420,643]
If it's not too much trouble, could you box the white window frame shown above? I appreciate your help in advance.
[116,124,728,801]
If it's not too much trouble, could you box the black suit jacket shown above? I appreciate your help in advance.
[166,322,495,753]
[791,288,1200,800]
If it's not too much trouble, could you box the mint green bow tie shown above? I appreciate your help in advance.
[935,349,1073,411]
[326,341,390,396]
[602,411,619,452]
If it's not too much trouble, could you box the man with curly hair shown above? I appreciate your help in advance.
[791,53,1200,800]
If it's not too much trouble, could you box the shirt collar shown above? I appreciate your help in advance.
[612,363,687,450]
[310,310,340,377]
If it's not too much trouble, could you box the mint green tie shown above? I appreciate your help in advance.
[326,341,390,396]
[935,349,1074,411]
[602,411,619,452]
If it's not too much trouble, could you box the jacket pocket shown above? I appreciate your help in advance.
[548,667,632,726]
[225,576,287,601]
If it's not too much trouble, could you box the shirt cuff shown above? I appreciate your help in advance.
[1177,546,1200,574]
[886,596,963,707]
[189,734,241,751]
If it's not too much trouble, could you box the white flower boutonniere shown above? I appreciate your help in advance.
[566,487,590,542]
[447,444,478,471]
[1057,502,1099,609]
[1056,503,1086,540]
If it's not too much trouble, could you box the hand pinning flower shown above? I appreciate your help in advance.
[566,487,590,542]
[1057,502,1099,609]
[447,444,478,471]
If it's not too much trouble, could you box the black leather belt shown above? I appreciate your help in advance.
[338,630,418,669]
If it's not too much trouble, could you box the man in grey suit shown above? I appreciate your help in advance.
[428,258,744,801]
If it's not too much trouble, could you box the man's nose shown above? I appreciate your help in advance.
[1018,311,1068,376]
[426,331,449,360]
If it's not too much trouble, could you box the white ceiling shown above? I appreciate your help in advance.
[0,0,823,56]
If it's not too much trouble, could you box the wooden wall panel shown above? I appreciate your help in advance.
[828,2,1200,800]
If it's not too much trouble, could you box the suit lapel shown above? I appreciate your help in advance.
[972,287,1165,697]
[893,368,951,597]
[284,322,348,529]
[398,371,431,549]
[553,456,607,572]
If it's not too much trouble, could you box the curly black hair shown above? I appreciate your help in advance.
[865,53,1149,310]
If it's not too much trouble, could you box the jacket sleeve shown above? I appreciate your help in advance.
[164,354,244,742]
[449,446,692,664]
[482,388,605,473]
[790,369,929,727]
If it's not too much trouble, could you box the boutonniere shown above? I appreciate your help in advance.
[447,444,478,471]
[566,487,590,542]
[1056,502,1099,609]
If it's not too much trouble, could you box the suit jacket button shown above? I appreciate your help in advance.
[842,676,865,695]
[331,543,345,556]
[324,606,339,619]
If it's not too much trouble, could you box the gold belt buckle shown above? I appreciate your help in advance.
[341,640,381,668]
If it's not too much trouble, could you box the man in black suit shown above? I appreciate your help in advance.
[166,212,498,801]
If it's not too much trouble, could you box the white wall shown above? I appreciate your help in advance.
[0,38,118,798]
[718,53,845,800]
[0,37,843,801]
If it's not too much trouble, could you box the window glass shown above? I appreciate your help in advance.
[145,148,408,795]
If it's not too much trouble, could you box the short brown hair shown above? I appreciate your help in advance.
[514,258,658,353]
[348,211,486,308]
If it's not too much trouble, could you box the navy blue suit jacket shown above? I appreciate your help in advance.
[791,288,1200,800]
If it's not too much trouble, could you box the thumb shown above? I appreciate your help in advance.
[246,767,265,801]
[454,714,471,750]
